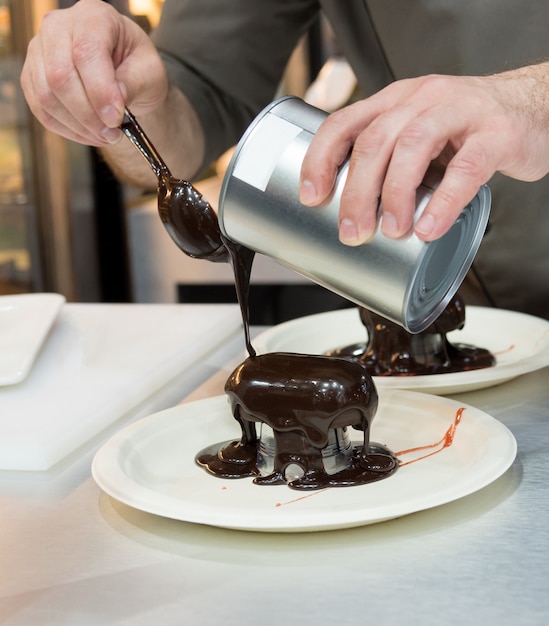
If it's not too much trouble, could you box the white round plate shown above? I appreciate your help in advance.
[92,391,516,532]
[252,306,549,394]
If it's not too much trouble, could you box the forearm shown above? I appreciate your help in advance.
[493,60,549,120]
[101,84,205,189]
[486,61,549,180]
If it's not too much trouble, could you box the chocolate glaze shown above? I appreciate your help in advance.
[120,109,228,263]
[329,293,495,376]
[196,352,398,490]
[157,178,228,262]
[196,239,398,490]
[121,112,399,490]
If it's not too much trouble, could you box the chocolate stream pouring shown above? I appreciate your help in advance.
[119,108,255,354]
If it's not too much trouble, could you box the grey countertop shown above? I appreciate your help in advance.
[1,315,548,626]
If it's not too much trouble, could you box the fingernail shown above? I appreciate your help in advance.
[101,104,123,128]
[381,212,399,238]
[415,213,436,238]
[299,179,317,205]
[339,218,360,245]
[100,127,122,144]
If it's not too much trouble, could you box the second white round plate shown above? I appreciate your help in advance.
[252,306,549,394]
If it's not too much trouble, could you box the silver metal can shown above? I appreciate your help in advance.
[218,96,491,333]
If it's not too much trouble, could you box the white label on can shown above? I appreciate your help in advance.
[232,115,302,191]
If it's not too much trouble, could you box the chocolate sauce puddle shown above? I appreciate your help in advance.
[328,294,495,376]
[121,112,398,490]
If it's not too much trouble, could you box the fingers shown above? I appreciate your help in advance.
[20,0,165,148]
[63,20,127,129]
[22,28,122,146]
[348,115,490,243]
[300,75,502,245]
[299,102,363,207]
[299,95,403,245]
[415,141,495,241]
[377,115,447,239]
[301,85,439,245]
[21,2,123,145]
[338,102,438,243]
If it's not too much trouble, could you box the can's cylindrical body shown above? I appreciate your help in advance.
[218,96,491,333]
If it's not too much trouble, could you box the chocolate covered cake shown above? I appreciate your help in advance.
[196,352,398,490]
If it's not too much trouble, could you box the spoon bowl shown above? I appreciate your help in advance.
[120,109,228,262]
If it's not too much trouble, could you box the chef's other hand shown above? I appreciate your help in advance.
[299,66,549,243]
[20,0,167,147]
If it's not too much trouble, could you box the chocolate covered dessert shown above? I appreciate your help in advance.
[196,352,398,490]
[193,237,399,490]
[329,293,495,376]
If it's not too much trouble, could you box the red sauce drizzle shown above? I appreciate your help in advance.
[493,344,515,356]
[396,407,465,467]
[275,407,465,507]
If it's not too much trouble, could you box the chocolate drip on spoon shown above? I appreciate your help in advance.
[120,109,257,355]
[119,109,228,263]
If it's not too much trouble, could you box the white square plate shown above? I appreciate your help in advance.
[0,293,65,386]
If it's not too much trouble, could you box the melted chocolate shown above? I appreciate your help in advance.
[157,178,228,262]
[329,294,495,376]
[122,112,399,490]
[197,240,398,490]
[221,237,256,356]
[196,352,398,490]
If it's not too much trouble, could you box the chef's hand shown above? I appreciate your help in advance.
[20,0,167,148]
[299,65,549,243]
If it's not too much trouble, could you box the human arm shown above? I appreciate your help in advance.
[20,0,207,188]
[21,0,320,188]
[299,62,549,243]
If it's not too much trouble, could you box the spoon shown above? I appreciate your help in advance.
[119,109,228,262]
[120,109,257,355]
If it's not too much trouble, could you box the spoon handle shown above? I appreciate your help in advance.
[119,108,172,180]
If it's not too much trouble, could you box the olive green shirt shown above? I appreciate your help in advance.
[152,0,549,318]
